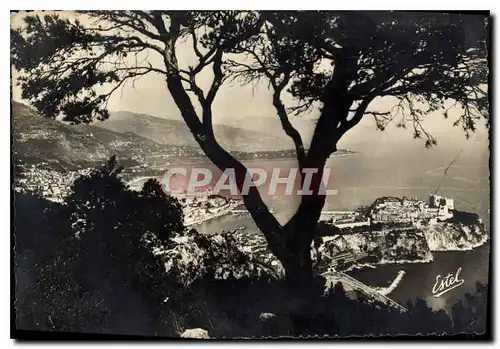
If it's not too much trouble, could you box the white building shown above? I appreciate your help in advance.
[428,194,454,220]
[429,194,455,210]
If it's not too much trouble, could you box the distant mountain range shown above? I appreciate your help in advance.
[216,116,317,147]
[96,111,293,151]
[12,101,207,171]
[12,101,355,175]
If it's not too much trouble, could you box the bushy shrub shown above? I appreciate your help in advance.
[452,282,488,334]
[66,156,183,242]
[14,190,73,330]
[15,156,185,336]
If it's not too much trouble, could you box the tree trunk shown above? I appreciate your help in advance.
[279,165,328,287]
[281,223,315,286]
[272,49,362,284]
[162,36,364,288]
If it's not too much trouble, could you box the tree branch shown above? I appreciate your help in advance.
[83,11,163,42]
[156,13,286,258]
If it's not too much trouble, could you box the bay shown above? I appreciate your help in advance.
[193,144,490,310]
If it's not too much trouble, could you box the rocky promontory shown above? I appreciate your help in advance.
[420,210,488,251]
[313,227,434,273]
[314,196,488,271]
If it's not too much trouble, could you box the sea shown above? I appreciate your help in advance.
[193,140,490,312]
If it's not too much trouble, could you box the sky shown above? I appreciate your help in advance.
[11,11,490,152]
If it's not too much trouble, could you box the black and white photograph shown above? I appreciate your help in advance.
[11,10,491,339]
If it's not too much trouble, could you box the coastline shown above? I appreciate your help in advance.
[164,151,356,167]
[184,210,232,227]
[343,254,434,272]
[428,235,489,252]
[184,193,489,285]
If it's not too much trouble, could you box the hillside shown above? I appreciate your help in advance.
[12,101,356,177]
[12,101,205,172]
[216,115,317,147]
[96,111,293,151]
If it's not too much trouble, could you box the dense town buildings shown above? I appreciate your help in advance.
[370,194,455,224]
[320,194,456,231]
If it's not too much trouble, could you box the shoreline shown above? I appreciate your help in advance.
[163,152,356,167]
[184,209,234,227]
[428,235,489,252]
[183,194,489,276]
[343,255,434,272]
